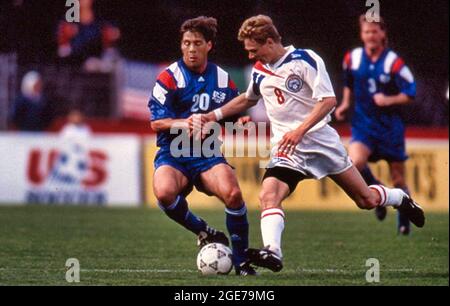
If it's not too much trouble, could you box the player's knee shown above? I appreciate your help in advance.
[224,187,243,209]
[154,187,178,207]
[259,190,280,210]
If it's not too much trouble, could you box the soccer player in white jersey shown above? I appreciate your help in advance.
[201,15,425,272]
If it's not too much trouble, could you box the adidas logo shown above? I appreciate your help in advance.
[198,76,205,82]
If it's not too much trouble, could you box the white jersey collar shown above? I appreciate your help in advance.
[270,45,296,69]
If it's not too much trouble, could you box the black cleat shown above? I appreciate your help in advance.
[197,226,230,248]
[235,261,258,276]
[395,196,425,228]
[375,206,387,221]
[245,247,283,272]
[398,210,411,235]
[398,225,411,235]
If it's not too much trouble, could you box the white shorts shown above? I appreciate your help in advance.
[267,124,353,180]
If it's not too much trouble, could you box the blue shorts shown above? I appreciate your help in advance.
[154,148,230,196]
[351,128,408,162]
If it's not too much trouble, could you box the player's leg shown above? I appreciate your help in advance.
[389,161,411,235]
[349,141,381,184]
[349,141,386,220]
[199,164,254,275]
[153,165,209,236]
[330,165,380,209]
[348,141,371,171]
[245,167,301,272]
[329,165,425,227]
[258,176,290,258]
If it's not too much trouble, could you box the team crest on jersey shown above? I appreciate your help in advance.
[212,90,226,104]
[285,74,303,93]
[379,74,391,83]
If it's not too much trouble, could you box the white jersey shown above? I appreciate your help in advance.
[246,46,336,145]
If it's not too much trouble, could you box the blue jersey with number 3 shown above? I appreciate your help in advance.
[149,60,239,148]
[343,47,416,137]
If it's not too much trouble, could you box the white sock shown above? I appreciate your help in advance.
[261,208,285,258]
[369,185,407,207]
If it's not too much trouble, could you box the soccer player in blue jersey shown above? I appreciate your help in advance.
[335,15,416,235]
[148,16,255,275]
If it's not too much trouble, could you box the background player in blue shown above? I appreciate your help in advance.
[148,16,256,275]
[335,15,417,235]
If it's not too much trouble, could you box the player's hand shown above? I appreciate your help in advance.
[278,130,304,155]
[187,114,207,139]
[373,93,392,107]
[186,114,205,136]
[203,112,217,123]
[334,105,348,121]
[237,116,251,125]
[233,116,254,133]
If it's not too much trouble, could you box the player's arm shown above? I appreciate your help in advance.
[149,70,195,133]
[150,118,192,133]
[204,93,258,122]
[279,51,337,154]
[373,92,412,107]
[335,51,354,121]
[374,58,416,107]
[278,97,337,154]
[335,87,353,121]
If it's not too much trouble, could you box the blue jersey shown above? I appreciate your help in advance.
[149,60,239,148]
[343,47,416,137]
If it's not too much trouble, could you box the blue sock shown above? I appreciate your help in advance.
[396,186,411,230]
[361,166,381,185]
[225,204,249,267]
[158,196,207,235]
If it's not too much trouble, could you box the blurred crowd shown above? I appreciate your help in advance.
[8,0,122,132]
[2,0,448,132]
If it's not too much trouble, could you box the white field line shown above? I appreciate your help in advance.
[0,267,415,274]
[80,268,196,273]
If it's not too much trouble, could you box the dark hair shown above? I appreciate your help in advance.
[180,16,218,45]
[238,15,281,44]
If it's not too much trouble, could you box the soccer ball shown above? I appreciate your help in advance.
[197,243,233,275]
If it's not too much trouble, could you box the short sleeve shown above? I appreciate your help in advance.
[297,50,336,101]
[391,58,416,98]
[148,70,177,121]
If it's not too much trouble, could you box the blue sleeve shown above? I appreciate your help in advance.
[148,81,177,122]
[394,65,416,98]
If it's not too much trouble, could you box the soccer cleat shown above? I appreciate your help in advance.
[197,226,230,248]
[374,206,387,221]
[245,247,283,272]
[395,195,425,228]
[235,261,258,276]
[397,211,411,235]
[398,225,410,236]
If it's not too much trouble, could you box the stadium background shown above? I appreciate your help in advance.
[0,0,447,210]
[0,0,448,286]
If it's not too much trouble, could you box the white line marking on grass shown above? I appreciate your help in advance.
[80,268,197,273]
[0,267,415,274]
[295,268,413,273]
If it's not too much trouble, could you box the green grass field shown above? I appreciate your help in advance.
[0,205,448,286]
